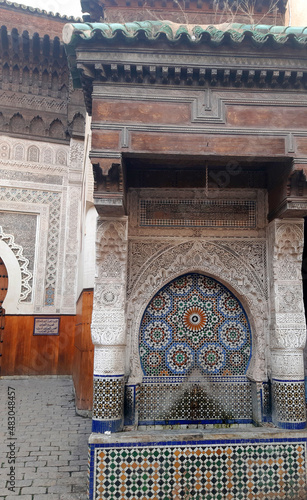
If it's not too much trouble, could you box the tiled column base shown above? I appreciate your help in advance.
[92,375,125,433]
[272,379,306,429]
[88,430,307,500]
[250,380,266,426]
[124,384,138,427]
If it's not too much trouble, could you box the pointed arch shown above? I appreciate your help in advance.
[32,67,39,86]
[42,34,50,57]
[55,148,67,165]
[22,66,30,86]
[9,113,25,133]
[22,30,30,57]
[32,32,40,59]
[27,145,39,162]
[29,116,45,136]
[51,71,58,90]
[49,119,65,139]
[11,27,19,54]
[41,69,49,89]
[2,63,9,83]
[52,36,60,58]
[42,147,53,164]
[13,143,25,161]
[71,113,85,136]
[12,64,19,84]
[1,25,9,51]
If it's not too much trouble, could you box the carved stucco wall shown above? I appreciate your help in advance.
[0,135,84,314]
[126,188,269,384]
[268,220,306,378]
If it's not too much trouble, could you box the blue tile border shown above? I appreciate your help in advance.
[92,418,123,433]
[138,418,253,426]
[276,421,306,430]
[88,445,95,500]
[89,435,307,450]
[272,378,305,383]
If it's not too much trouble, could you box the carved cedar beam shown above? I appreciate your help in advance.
[79,61,307,115]
[80,63,307,89]
[90,155,126,216]
[268,161,307,220]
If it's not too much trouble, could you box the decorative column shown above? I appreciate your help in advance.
[91,218,128,433]
[269,219,306,429]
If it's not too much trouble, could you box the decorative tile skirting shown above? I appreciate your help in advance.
[272,379,306,429]
[262,381,271,422]
[92,375,125,433]
[124,385,137,427]
[137,380,252,424]
[88,433,307,500]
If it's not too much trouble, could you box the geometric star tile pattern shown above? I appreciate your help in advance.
[94,441,306,499]
[272,381,306,423]
[140,274,251,377]
[138,380,252,422]
[93,377,124,420]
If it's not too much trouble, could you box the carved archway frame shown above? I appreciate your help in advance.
[127,239,268,384]
[0,238,22,313]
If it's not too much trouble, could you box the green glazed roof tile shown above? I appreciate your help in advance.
[62,20,307,89]
[63,20,307,47]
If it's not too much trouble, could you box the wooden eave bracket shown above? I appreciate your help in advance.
[78,62,307,90]
[93,193,126,216]
[269,196,307,220]
[269,162,307,220]
[90,154,125,211]
[90,156,120,175]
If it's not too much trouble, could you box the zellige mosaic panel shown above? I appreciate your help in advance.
[93,440,307,500]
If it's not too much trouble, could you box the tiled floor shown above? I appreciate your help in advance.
[0,376,92,499]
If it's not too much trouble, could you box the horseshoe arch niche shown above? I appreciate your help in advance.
[125,239,269,428]
[134,272,254,426]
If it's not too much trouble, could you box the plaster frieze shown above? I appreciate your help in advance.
[91,310,126,345]
[271,350,305,378]
[0,135,68,166]
[270,327,306,350]
[94,345,126,375]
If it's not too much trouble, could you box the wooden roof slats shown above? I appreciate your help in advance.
[0,0,81,21]
[0,26,66,62]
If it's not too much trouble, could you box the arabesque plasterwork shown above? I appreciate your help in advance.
[92,218,128,352]
[0,135,83,315]
[0,226,32,302]
[268,220,306,381]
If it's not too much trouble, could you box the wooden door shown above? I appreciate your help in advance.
[0,258,8,373]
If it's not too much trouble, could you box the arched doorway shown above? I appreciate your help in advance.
[0,257,8,374]
[138,273,253,426]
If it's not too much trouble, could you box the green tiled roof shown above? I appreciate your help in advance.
[63,20,307,48]
[0,0,81,21]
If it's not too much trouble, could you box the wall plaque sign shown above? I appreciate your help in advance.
[33,317,60,336]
